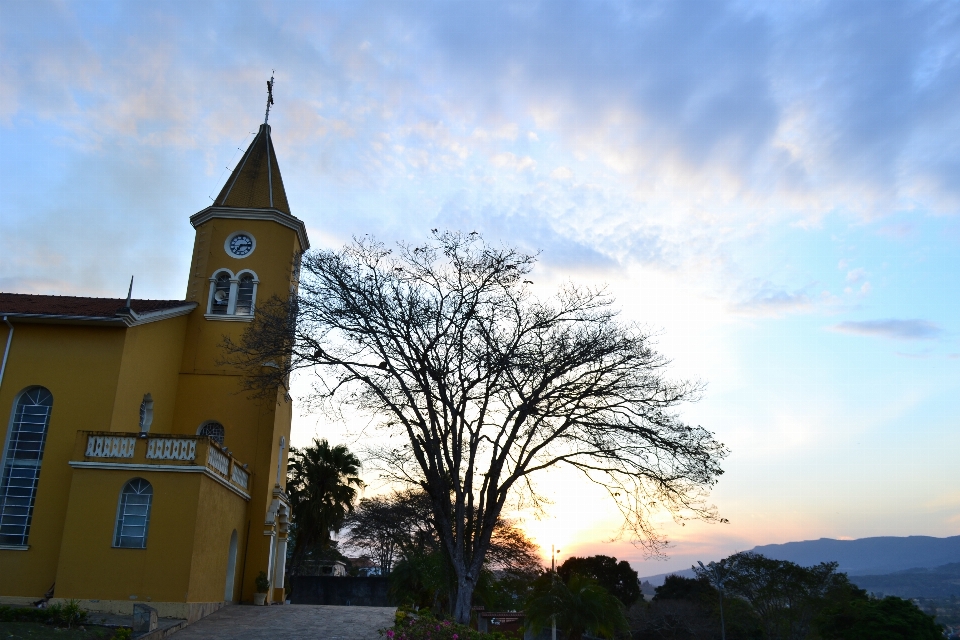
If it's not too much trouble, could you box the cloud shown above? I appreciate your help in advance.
[396,0,960,219]
[845,268,867,283]
[878,223,914,238]
[490,152,536,172]
[3,0,959,318]
[830,319,942,340]
[732,281,812,316]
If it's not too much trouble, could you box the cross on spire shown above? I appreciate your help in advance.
[264,72,275,124]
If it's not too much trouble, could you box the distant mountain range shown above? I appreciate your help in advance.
[851,562,960,598]
[639,535,960,596]
[751,535,960,575]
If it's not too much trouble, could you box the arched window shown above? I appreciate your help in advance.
[206,269,258,318]
[0,386,53,547]
[235,274,255,315]
[197,421,225,446]
[210,272,232,316]
[114,478,153,548]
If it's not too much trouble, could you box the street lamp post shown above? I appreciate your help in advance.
[551,546,561,640]
[697,561,727,640]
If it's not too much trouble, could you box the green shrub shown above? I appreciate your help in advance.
[0,601,88,628]
[112,627,133,640]
[255,570,271,593]
[48,599,87,628]
[0,604,54,623]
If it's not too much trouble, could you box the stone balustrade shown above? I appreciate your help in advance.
[231,463,250,489]
[147,437,197,461]
[207,446,229,475]
[77,432,252,497]
[85,435,136,458]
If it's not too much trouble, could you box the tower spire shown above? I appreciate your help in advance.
[264,72,275,125]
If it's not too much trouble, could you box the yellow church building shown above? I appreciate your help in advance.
[0,114,307,621]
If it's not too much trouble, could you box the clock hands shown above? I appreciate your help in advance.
[227,233,254,256]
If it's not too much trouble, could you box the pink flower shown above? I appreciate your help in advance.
[453,635,459,639]
[386,632,394,638]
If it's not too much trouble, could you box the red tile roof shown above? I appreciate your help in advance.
[0,293,192,318]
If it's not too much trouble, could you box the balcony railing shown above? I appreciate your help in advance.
[74,431,251,497]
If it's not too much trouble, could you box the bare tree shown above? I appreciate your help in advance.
[224,231,728,624]
[341,489,432,575]
[343,488,542,580]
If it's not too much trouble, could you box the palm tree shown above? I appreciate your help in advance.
[525,572,629,640]
[286,438,363,576]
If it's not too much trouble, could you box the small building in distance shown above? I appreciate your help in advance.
[298,560,348,577]
[346,556,382,577]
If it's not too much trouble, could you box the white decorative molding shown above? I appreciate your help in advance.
[3,303,197,328]
[85,435,136,458]
[190,206,310,251]
[68,461,250,501]
[203,314,253,323]
[115,303,198,327]
[266,499,279,524]
[231,464,249,490]
[146,438,196,461]
[207,447,229,476]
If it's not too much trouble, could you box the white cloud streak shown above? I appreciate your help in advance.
[831,319,943,341]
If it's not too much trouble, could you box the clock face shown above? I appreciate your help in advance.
[228,234,254,257]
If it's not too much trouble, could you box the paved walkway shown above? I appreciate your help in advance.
[170,604,396,640]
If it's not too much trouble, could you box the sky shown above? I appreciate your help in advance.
[1,0,958,576]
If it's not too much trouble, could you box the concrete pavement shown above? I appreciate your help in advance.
[168,604,395,640]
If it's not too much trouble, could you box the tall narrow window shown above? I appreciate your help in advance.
[235,274,255,315]
[0,387,53,547]
[114,478,153,548]
[210,273,231,315]
[198,421,225,446]
[138,393,154,434]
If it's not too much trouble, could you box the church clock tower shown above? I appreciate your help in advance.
[175,79,308,604]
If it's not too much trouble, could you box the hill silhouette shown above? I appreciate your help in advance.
[640,535,960,589]
[751,535,960,575]
[850,562,960,598]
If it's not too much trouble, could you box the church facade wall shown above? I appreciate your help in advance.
[54,466,201,603]
[109,315,190,435]
[187,471,249,603]
[0,323,127,597]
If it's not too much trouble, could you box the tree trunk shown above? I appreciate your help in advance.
[453,574,476,625]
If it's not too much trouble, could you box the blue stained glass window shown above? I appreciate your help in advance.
[0,386,53,547]
[114,478,153,548]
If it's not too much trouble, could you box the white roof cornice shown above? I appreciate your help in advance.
[2,303,197,328]
[190,206,310,251]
